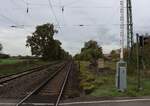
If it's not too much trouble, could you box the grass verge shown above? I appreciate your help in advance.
[79,61,150,97]
[0,59,50,76]
[0,58,25,65]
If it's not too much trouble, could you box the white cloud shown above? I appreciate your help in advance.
[0,27,32,56]
[0,0,150,55]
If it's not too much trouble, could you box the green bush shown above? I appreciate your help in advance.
[79,61,97,94]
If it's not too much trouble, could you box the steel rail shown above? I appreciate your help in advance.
[0,61,59,79]
[55,62,72,106]
[0,61,60,85]
[16,62,67,106]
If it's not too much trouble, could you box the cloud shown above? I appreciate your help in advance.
[0,27,31,56]
[0,0,150,55]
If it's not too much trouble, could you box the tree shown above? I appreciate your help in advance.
[74,40,103,61]
[0,43,2,52]
[110,50,120,61]
[26,23,69,60]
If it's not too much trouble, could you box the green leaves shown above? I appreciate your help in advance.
[26,23,69,60]
[74,40,103,61]
[0,43,2,52]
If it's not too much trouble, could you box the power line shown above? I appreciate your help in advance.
[59,0,66,26]
[5,23,150,30]
[64,0,86,7]
[0,3,20,27]
[8,0,119,9]
[64,6,115,9]
[48,0,63,33]
[10,0,22,7]
[105,1,120,28]
[15,4,118,9]
[15,23,121,28]
[9,0,26,27]
[1,0,134,30]
[1,6,118,9]
[10,0,36,26]
[22,0,27,4]
[0,14,18,25]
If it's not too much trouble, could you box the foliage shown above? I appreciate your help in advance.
[104,60,116,71]
[79,61,112,94]
[26,23,70,60]
[125,35,150,74]
[90,75,150,97]
[79,61,96,94]
[75,52,150,97]
[0,58,24,65]
[0,43,10,59]
[110,50,120,61]
[0,54,10,59]
[79,61,150,97]
[0,43,2,52]
[142,38,150,68]
[74,40,103,61]
[0,59,49,75]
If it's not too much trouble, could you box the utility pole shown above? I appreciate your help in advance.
[120,0,125,60]
[116,0,127,92]
[136,34,141,90]
[127,0,134,60]
[136,33,147,90]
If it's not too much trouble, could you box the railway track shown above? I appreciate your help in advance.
[16,61,73,106]
[0,61,60,86]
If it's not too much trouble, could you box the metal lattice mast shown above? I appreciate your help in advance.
[127,0,134,54]
[120,0,125,60]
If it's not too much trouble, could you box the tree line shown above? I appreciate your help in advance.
[26,23,71,61]
[0,43,10,59]
[74,40,103,61]
[0,43,2,52]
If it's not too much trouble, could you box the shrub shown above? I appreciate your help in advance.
[0,54,10,59]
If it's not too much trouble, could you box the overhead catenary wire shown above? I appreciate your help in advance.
[0,0,148,41]
[9,0,38,29]
[10,0,27,10]
[8,0,123,9]
[59,0,66,26]
[0,15,25,28]
[22,0,27,4]
[10,0,22,8]
[1,6,120,9]
[0,0,129,29]
[16,24,122,28]
[2,1,121,29]
[63,6,116,9]
[48,0,63,33]
[14,3,120,9]
[19,0,30,13]
[21,0,85,7]
[2,23,150,31]
[0,0,32,30]
[0,13,19,26]
[63,0,86,7]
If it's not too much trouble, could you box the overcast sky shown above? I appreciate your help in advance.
[0,0,150,56]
